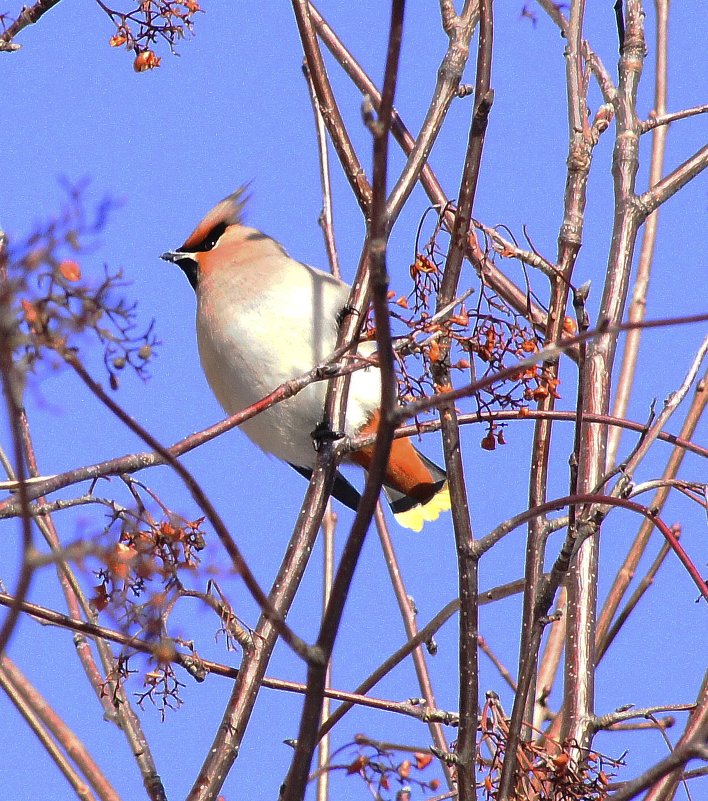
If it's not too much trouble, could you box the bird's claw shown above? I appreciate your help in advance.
[311,422,344,452]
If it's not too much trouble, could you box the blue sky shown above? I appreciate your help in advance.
[1,1,706,799]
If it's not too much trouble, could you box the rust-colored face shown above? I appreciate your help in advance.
[162,187,251,289]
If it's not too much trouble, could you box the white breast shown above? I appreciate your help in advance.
[196,252,381,469]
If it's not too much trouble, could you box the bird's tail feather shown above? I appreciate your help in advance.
[288,463,361,512]
[289,455,450,532]
[384,452,450,532]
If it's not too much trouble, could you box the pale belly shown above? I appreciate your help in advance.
[196,272,381,468]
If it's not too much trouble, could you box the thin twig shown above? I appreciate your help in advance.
[316,504,335,801]
[607,0,671,468]
[0,0,61,49]
[636,144,708,218]
[374,504,454,789]
[309,2,556,342]
[597,528,680,662]
[291,0,372,212]
[66,355,311,661]
[613,671,708,801]
[640,103,708,133]
[0,662,99,801]
[303,59,341,279]
[613,335,708,486]
[596,370,708,655]
[385,0,479,223]
[0,657,120,801]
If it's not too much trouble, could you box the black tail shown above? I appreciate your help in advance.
[288,464,361,512]
[289,453,447,518]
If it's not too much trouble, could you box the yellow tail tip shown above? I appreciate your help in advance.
[393,483,451,531]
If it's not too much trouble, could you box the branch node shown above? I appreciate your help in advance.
[430,745,460,766]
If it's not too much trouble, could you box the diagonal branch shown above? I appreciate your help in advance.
[596,366,708,655]
[374,504,455,789]
[66,355,311,661]
[636,143,708,218]
[0,0,61,50]
[292,0,372,213]
[0,657,120,801]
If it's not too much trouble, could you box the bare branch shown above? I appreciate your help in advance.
[597,366,708,655]
[431,0,493,794]
[640,103,708,133]
[309,2,555,340]
[315,505,335,801]
[607,0,671,468]
[0,0,61,49]
[374,504,455,789]
[385,1,479,222]
[66,355,312,661]
[0,657,120,801]
[291,0,372,212]
[613,335,708,484]
[303,59,341,279]
[597,525,682,663]
[609,687,708,801]
[282,4,406,797]
[594,702,697,730]
[637,143,708,219]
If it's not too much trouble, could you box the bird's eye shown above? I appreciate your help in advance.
[185,221,228,253]
[201,222,227,251]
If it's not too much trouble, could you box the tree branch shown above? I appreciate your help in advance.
[0,0,61,50]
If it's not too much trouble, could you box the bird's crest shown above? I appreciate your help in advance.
[179,185,251,253]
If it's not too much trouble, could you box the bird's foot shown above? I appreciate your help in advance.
[336,304,359,327]
[311,421,344,452]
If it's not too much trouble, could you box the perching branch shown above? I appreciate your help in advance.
[0,0,61,50]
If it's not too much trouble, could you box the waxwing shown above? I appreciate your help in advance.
[162,188,450,530]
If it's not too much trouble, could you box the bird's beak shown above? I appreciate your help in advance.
[161,249,199,291]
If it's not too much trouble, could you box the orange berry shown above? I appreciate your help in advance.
[21,299,40,328]
[109,34,127,47]
[133,50,161,72]
[415,753,432,770]
[58,259,81,282]
[91,585,110,612]
[481,432,496,451]
[346,756,366,775]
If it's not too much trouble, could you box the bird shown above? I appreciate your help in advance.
[161,188,450,531]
